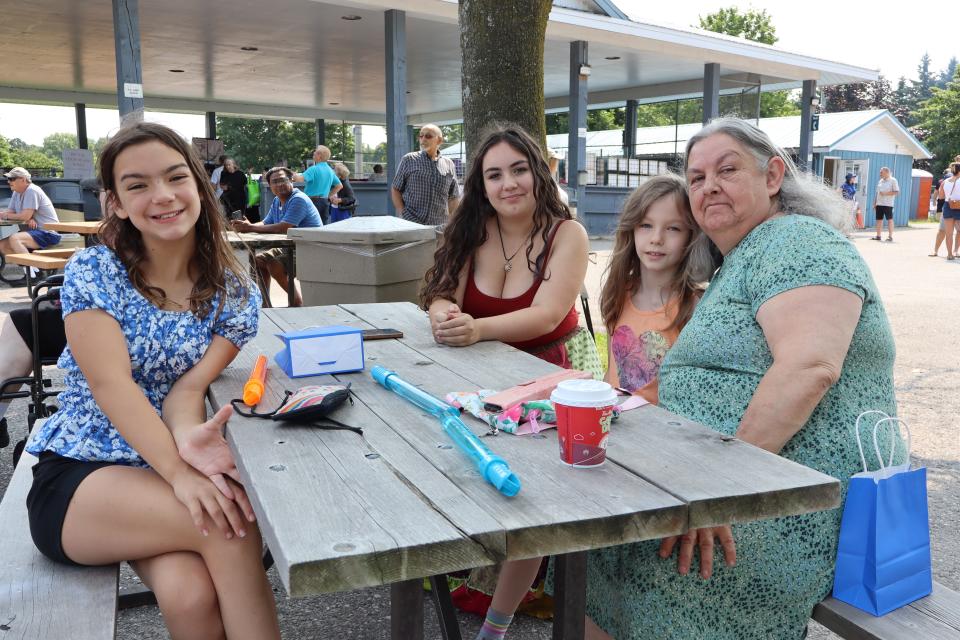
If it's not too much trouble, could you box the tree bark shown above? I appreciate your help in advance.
[459,0,552,162]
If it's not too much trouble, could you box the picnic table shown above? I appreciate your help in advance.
[44,220,103,248]
[225,232,296,307]
[207,302,841,639]
[4,250,73,296]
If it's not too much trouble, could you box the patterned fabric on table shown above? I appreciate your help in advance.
[583,215,901,640]
[26,245,261,467]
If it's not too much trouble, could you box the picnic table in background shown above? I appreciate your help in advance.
[4,250,74,296]
[44,220,103,248]
[207,301,841,639]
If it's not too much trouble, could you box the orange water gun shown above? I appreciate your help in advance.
[243,355,268,406]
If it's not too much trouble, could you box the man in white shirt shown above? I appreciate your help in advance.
[872,166,899,242]
[210,154,227,199]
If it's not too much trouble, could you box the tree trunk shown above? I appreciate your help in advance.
[459,0,552,162]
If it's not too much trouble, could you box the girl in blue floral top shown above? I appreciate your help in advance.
[25,122,280,639]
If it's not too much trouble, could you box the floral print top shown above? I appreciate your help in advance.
[26,245,260,467]
[605,295,683,404]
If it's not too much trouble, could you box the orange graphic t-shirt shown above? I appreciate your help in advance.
[604,295,683,405]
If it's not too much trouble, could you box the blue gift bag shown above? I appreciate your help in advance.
[833,413,932,616]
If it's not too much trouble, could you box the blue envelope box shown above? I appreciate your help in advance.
[274,325,365,378]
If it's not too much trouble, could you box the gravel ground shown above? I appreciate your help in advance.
[0,223,956,639]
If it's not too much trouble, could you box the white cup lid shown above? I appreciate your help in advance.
[550,379,617,407]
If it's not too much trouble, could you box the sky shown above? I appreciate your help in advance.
[0,1,952,148]
[616,1,952,83]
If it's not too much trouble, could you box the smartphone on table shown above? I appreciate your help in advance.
[361,328,403,340]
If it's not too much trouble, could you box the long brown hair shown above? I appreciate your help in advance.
[98,121,247,317]
[420,124,571,307]
[600,174,712,335]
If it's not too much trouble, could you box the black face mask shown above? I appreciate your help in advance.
[231,383,362,435]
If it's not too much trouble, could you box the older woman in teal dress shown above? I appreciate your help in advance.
[584,118,901,640]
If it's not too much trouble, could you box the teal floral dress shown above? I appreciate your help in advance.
[585,215,899,639]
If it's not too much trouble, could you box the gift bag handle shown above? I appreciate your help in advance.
[871,416,911,470]
[855,410,889,472]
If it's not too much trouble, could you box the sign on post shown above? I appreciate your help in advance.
[62,149,95,179]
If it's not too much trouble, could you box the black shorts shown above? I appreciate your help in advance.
[875,205,894,220]
[10,305,66,361]
[937,199,945,213]
[26,451,117,566]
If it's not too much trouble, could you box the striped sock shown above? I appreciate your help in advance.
[475,608,513,640]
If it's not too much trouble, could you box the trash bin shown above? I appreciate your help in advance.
[79,179,104,221]
[34,178,84,212]
[290,216,438,306]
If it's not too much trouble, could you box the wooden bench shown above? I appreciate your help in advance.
[813,582,960,639]
[0,451,119,639]
[4,252,70,271]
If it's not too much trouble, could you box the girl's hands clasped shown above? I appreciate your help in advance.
[659,525,737,579]
[432,303,481,346]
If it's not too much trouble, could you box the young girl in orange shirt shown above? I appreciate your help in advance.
[601,173,713,405]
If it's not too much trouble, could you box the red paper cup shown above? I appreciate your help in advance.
[551,379,617,467]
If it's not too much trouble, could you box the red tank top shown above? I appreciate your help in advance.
[462,220,580,352]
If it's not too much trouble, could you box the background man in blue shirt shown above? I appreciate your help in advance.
[231,166,321,306]
[295,145,341,225]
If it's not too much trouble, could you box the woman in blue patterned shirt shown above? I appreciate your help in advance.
[25,122,280,639]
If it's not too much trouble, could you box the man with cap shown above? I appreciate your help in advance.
[391,124,461,226]
[0,167,61,257]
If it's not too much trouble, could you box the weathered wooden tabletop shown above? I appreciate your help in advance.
[208,302,840,638]
[226,232,294,250]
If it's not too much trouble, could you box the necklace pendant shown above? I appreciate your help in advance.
[504,261,512,272]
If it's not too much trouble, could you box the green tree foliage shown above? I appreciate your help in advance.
[916,67,960,174]
[760,91,801,118]
[0,133,61,173]
[938,57,958,89]
[893,77,915,125]
[0,135,14,168]
[698,7,777,45]
[822,82,872,113]
[215,117,354,172]
[870,75,895,110]
[41,132,78,160]
[697,7,797,119]
[914,53,934,102]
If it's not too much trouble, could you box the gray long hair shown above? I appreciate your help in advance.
[684,118,850,233]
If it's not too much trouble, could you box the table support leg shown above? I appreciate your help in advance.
[391,579,424,640]
[552,551,587,640]
[285,247,296,307]
[428,574,462,640]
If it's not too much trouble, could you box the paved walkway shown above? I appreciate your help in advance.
[0,223,956,639]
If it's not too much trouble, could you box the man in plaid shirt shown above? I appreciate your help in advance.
[391,124,461,226]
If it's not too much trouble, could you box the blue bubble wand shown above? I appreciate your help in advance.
[371,365,521,497]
